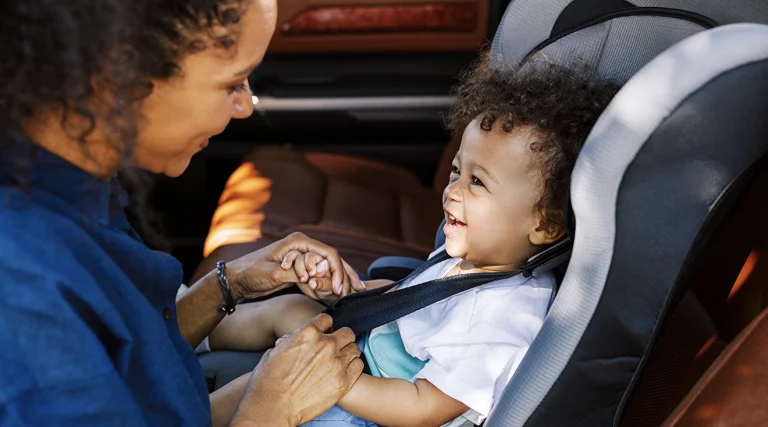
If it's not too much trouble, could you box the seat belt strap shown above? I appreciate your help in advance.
[324,250,519,335]
[325,238,572,336]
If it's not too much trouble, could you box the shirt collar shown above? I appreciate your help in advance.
[0,134,118,224]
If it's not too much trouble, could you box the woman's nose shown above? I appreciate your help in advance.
[232,80,254,119]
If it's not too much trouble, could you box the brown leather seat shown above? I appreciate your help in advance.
[662,307,768,427]
[193,136,462,281]
[656,216,768,427]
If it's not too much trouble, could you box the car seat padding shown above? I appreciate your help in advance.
[491,0,768,83]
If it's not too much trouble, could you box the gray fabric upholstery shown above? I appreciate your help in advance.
[491,0,768,83]
[199,350,265,392]
[631,0,768,24]
[533,16,705,82]
[491,0,572,65]
[487,23,768,427]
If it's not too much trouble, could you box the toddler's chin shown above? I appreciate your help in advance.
[444,239,465,259]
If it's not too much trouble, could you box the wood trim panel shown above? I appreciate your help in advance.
[268,0,490,53]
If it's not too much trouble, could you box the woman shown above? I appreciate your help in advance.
[0,0,365,425]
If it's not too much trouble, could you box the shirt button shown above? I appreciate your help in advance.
[162,307,172,321]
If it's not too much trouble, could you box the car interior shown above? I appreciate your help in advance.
[135,0,768,425]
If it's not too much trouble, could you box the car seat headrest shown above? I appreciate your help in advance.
[487,23,768,426]
[491,0,768,82]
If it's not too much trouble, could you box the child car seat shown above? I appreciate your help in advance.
[196,0,768,281]
[482,23,768,426]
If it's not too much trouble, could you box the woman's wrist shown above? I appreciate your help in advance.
[230,389,296,427]
[227,268,248,301]
[222,257,263,301]
[230,407,294,427]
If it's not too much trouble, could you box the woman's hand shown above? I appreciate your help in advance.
[281,251,364,305]
[230,314,364,426]
[225,233,365,300]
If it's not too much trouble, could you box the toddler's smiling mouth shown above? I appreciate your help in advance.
[444,210,467,238]
[446,214,466,227]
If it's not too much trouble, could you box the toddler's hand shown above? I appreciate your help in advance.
[280,250,364,304]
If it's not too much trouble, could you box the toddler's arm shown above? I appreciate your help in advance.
[208,294,325,352]
[339,374,468,427]
[207,277,394,352]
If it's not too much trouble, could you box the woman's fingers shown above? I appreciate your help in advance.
[271,233,346,290]
[345,352,365,384]
[309,312,334,333]
[338,337,364,385]
[237,314,362,425]
[274,335,287,348]
[267,233,363,295]
[342,260,365,294]
[330,326,356,349]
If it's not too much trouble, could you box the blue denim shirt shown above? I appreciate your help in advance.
[0,140,210,425]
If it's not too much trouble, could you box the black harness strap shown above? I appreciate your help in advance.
[324,250,520,335]
[324,238,573,336]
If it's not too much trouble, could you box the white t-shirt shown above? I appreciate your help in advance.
[364,245,555,426]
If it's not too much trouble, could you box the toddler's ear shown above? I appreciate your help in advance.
[529,215,565,246]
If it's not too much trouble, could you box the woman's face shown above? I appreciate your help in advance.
[131,0,277,177]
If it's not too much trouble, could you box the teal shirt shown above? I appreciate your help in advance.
[364,321,427,381]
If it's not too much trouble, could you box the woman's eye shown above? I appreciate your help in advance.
[470,176,484,187]
[227,82,248,94]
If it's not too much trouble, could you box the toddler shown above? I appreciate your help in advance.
[206,57,620,427]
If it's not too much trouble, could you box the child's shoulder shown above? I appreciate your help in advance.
[478,268,556,294]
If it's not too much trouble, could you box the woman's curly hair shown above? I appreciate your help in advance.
[447,53,621,237]
[0,0,250,152]
[1,0,251,247]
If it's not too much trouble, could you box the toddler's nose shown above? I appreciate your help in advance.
[443,180,463,203]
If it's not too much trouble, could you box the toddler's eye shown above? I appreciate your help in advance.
[450,166,460,176]
[471,176,484,187]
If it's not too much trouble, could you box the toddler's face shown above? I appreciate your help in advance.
[442,119,549,269]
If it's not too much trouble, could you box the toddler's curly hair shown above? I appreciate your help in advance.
[448,54,622,237]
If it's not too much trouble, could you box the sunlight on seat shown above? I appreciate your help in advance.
[212,195,271,227]
[729,250,759,300]
[219,163,272,201]
[204,217,265,257]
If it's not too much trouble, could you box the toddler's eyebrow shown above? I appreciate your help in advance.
[475,164,499,184]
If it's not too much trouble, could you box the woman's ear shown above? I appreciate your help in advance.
[529,214,565,246]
